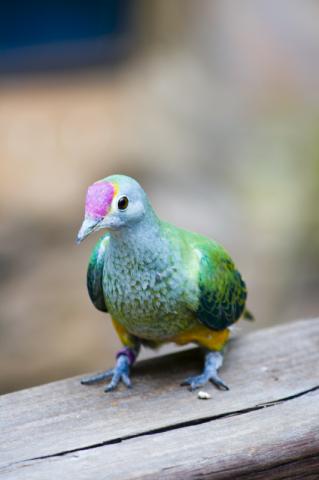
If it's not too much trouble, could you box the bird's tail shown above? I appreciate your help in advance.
[243,308,255,321]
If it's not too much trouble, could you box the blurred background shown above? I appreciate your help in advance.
[0,0,318,394]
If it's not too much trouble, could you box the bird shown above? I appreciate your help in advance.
[77,174,253,392]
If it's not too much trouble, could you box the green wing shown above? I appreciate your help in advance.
[87,234,109,312]
[196,243,247,331]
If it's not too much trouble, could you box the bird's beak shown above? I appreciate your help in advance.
[76,217,101,244]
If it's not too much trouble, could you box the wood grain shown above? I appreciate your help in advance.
[2,390,318,480]
[0,318,319,479]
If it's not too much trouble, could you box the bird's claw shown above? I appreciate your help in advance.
[104,369,132,392]
[81,369,113,385]
[181,350,229,391]
[81,354,132,392]
[210,375,229,391]
[181,373,229,391]
[181,374,207,391]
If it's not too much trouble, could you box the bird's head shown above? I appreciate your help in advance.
[76,174,149,243]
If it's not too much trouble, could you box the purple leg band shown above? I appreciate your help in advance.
[116,347,136,365]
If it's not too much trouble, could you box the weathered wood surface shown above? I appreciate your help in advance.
[0,319,318,479]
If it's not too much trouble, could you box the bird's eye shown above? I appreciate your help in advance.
[118,196,129,210]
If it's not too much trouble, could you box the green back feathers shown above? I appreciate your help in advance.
[163,223,247,331]
[196,247,247,330]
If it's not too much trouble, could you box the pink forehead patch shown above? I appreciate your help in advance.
[85,182,115,219]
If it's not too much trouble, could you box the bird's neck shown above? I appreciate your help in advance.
[107,212,167,264]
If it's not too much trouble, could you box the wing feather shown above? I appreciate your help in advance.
[87,234,109,312]
[196,246,247,331]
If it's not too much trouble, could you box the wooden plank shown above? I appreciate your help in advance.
[0,318,318,478]
[2,390,318,480]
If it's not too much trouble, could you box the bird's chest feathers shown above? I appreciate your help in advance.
[103,236,188,338]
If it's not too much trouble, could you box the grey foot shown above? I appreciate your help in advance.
[81,354,132,392]
[181,351,229,391]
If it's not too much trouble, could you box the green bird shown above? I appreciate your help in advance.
[77,174,252,392]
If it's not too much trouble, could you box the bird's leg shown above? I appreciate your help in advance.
[81,319,141,392]
[181,350,229,391]
[104,346,139,392]
[81,344,140,392]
